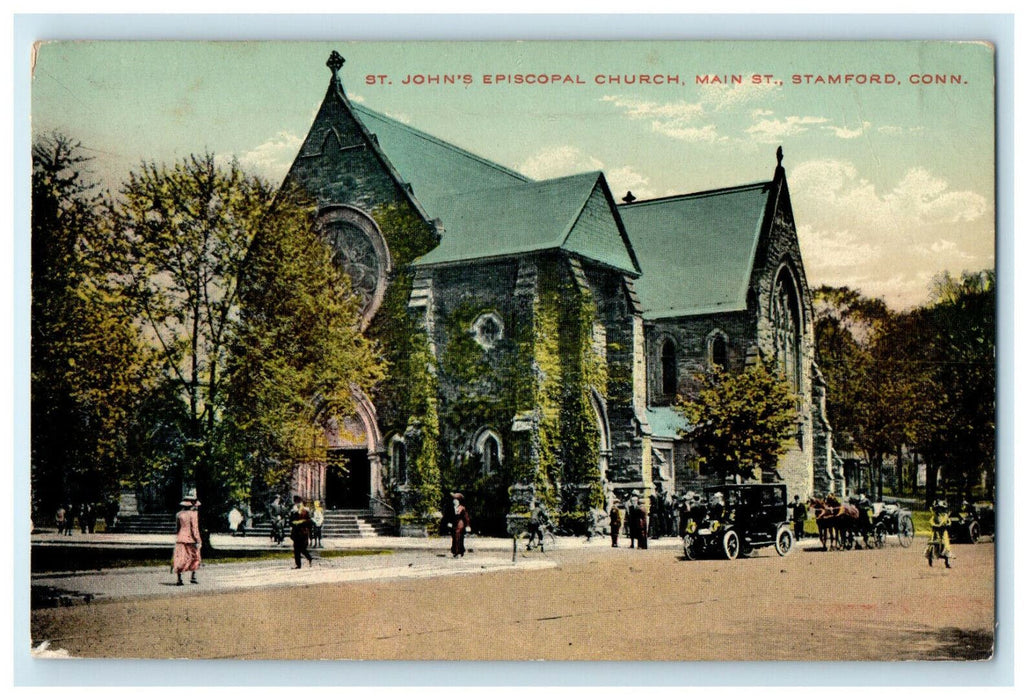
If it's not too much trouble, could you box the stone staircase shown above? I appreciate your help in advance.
[108,512,177,535]
[111,509,395,538]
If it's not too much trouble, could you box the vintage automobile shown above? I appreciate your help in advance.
[948,500,995,543]
[682,484,795,560]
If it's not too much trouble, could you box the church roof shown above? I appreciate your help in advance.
[618,182,774,319]
[413,171,640,274]
[353,104,530,202]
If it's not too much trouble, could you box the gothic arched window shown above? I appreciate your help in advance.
[710,333,729,371]
[661,338,678,396]
[475,429,503,475]
[773,267,802,393]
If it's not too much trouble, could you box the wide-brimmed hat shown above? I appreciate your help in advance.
[179,497,197,507]
[450,492,464,502]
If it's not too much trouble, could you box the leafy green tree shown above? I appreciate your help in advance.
[102,157,382,545]
[101,154,265,535]
[222,185,385,491]
[915,270,996,503]
[31,133,156,518]
[676,363,798,483]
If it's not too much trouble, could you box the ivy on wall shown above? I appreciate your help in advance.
[369,203,442,527]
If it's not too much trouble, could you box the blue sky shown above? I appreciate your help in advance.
[32,40,996,309]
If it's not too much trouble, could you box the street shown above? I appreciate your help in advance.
[30,537,995,661]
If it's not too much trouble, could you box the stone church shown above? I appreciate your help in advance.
[283,52,838,533]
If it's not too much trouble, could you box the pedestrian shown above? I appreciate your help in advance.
[79,503,93,534]
[172,496,202,586]
[55,504,67,535]
[928,500,953,568]
[268,495,284,544]
[289,496,313,568]
[228,506,244,536]
[311,500,324,548]
[526,499,548,551]
[628,495,648,549]
[447,492,471,558]
[609,502,622,547]
[649,493,660,539]
[791,494,808,541]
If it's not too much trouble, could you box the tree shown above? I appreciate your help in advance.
[222,185,385,492]
[102,157,382,545]
[31,133,156,517]
[916,271,996,503]
[676,363,798,483]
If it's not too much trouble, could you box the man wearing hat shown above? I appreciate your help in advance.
[289,495,313,568]
[447,492,471,558]
[172,494,201,585]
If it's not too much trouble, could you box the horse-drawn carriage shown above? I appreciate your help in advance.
[682,484,795,560]
[810,496,914,550]
[870,502,915,548]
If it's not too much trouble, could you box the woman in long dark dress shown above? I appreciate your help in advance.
[448,492,471,558]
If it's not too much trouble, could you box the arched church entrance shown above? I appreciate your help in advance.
[293,390,384,513]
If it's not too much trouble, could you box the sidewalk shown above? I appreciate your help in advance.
[31,532,683,607]
[31,530,682,552]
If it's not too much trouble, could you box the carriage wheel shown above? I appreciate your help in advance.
[873,524,886,549]
[967,521,980,544]
[683,534,697,560]
[722,530,740,560]
[898,515,915,548]
[775,526,794,556]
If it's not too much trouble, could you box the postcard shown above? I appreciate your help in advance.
[28,40,996,663]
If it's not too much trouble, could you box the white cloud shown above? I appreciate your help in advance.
[746,115,829,143]
[790,159,993,309]
[698,81,780,110]
[383,111,412,124]
[600,95,705,122]
[605,165,655,200]
[519,145,604,180]
[519,146,656,199]
[228,131,303,183]
[824,121,872,139]
[650,121,725,144]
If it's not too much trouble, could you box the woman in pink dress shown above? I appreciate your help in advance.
[172,497,202,585]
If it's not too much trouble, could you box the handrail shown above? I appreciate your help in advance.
[369,495,397,516]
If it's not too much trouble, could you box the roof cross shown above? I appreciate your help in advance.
[327,51,345,76]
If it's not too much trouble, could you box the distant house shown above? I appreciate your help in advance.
[281,52,841,532]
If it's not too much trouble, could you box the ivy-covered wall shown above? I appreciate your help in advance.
[425,253,619,534]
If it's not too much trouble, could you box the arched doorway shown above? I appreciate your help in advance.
[294,390,384,511]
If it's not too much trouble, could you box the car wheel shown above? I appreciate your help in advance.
[967,521,980,544]
[722,530,740,560]
[683,534,697,560]
[775,526,794,556]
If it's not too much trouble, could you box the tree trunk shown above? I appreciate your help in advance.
[925,464,939,508]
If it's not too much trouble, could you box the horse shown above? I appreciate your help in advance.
[809,497,861,550]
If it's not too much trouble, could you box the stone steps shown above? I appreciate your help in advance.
[111,510,395,538]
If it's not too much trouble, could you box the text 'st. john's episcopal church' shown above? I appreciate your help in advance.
[281,52,839,533]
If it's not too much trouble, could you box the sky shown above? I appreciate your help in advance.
[31,40,996,310]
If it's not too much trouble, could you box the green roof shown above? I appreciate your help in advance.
[619,183,773,318]
[646,406,690,440]
[353,104,529,206]
[414,172,640,274]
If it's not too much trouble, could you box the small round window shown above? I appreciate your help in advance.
[472,312,504,350]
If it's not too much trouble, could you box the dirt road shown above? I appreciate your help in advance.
[31,540,995,661]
